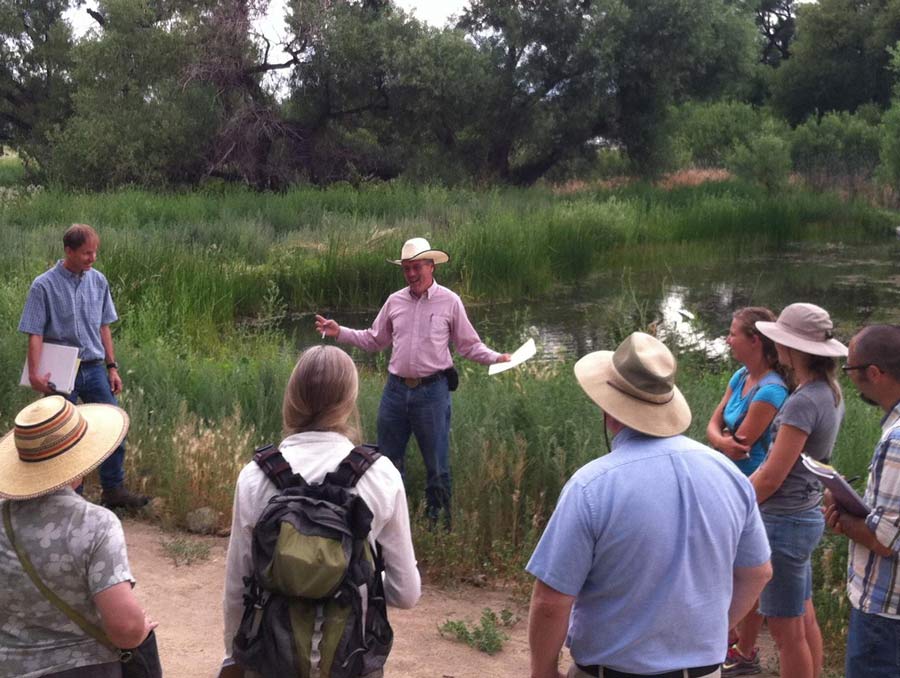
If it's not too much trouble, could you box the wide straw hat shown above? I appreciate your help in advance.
[0,396,128,500]
[574,332,691,438]
[755,303,848,358]
[388,237,449,266]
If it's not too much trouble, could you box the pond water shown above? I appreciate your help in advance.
[290,237,900,366]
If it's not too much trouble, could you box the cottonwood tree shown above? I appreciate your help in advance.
[771,0,900,124]
[0,0,75,168]
[458,0,757,179]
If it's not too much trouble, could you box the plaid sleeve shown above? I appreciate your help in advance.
[865,433,900,554]
[18,280,48,335]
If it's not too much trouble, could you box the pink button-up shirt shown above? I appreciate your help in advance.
[337,282,500,378]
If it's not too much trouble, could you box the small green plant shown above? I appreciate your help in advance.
[438,608,516,655]
[160,535,211,567]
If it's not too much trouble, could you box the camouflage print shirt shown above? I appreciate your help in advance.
[0,488,134,677]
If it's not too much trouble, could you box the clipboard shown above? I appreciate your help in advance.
[20,343,80,394]
[801,454,871,518]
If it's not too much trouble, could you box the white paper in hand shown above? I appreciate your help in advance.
[488,338,536,375]
[20,344,80,394]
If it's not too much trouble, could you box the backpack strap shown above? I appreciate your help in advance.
[324,444,382,488]
[253,443,305,490]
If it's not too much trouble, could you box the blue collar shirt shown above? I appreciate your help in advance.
[18,261,119,361]
[526,427,770,673]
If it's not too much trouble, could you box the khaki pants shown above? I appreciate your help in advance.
[567,665,721,678]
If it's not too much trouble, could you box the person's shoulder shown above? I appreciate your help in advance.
[431,282,461,303]
[86,267,110,286]
[30,264,60,287]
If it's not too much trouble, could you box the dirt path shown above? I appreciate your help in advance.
[124,519,778,678]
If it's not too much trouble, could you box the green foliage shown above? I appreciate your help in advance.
[791,111,881,181]
[727,125,792,193]
[160,535,212,567]
[771,0,900,124]
[45,0,216,189]
[878,102,900,187]
[0,0,75,170]
[438,608,515,655]
[0,154,25,187]
[666,100,772,168]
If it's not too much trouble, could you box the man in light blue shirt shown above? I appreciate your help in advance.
[19,224,148,509]
[527,333,772,678]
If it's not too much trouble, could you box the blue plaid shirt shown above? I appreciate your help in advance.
[18,261,118,361]
[848,400,900,615]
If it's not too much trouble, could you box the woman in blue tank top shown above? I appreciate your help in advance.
[707,306,789,675]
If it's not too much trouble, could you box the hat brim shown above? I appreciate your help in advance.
[574,351,692,438]
[388,250,450,266]
[755,321,848,358]
[0,404,129,500]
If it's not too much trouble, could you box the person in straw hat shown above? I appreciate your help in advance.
[749,303,847,678]
[0,396,156,677]
[315,237,510,527]
[526,332,772,678]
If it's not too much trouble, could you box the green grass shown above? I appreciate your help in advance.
[438,608,517,655]
[160,535,212,567]
[0,180,892,671]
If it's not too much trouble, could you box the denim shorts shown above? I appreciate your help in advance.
[759,507,825,617]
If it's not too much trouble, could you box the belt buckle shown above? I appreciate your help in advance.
[403,377,421,388]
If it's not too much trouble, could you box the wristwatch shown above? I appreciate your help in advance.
[106,362,119,370]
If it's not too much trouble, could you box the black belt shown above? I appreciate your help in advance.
[391,372,445,389]
[576,663,720,678]
[80,359,105,366]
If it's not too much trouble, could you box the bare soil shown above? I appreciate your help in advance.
[124,519,778,678]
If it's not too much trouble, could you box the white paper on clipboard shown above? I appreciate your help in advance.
[488,338,536,375]
[20,343,80,394]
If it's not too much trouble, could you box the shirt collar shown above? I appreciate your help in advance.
[280,430,354,448]
[882,400,900,429]
[55,259,83,280]
[610,426,644,451]
[407,281,440,300]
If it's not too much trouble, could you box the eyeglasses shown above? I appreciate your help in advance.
[842,363,873,373]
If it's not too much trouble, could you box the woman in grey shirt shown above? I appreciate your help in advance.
[751,303,847,678]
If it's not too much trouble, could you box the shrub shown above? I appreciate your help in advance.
[727,127,791,193]
[791,111,881,184]
[667,101,772,168]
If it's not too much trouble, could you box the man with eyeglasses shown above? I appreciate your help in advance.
[825,324,900,678]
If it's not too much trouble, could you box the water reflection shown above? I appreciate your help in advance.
[289,238,900,365]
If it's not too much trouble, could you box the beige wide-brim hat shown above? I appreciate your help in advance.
[755,303,848,358]
[574,332,692,438]
[388,237,449,265]
[0,396,129,500]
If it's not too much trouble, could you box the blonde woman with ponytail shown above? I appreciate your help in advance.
[222,346,421,660]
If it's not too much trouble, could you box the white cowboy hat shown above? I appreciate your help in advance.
[574,332,692,437]
[388,237,449,266]
[0,396,129,500]
[755,303,848,358]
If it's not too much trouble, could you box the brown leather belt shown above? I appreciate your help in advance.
[393,372,444,389]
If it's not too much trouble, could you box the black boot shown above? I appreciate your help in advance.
[101,485,150,510]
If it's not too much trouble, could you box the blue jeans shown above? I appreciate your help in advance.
[846,606,900,678]
[377,374,451,523]
[759,507,824,617]
[67,362,125,490]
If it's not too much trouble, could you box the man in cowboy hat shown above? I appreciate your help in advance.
[0,396,156,676]
[824,325,900,678]
[526,332,772,678]
[315,237,509,525]
[18,223,148,509]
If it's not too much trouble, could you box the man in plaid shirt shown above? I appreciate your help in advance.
[825,324,900,678]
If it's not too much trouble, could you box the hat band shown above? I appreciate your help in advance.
[15,404,90,463]
[779,321,834,342]
[606,373,674,406]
